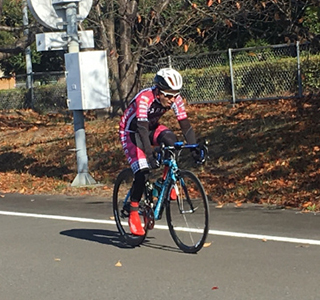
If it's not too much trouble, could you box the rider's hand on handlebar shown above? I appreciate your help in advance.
[191,142,208,165]
[191,149,204,164]
[148,154,160,169]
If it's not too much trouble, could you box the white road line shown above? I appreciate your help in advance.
[0,210,114,224]
[1,210,320,246]
[208,230,320,245]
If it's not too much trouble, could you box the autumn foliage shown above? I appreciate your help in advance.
[0,95,320,211]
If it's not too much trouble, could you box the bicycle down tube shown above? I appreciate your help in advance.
[113,141,210,252]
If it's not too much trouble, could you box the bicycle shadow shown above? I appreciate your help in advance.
[60,228,184,253]
[142,241,183,253]
[60,228,134,249]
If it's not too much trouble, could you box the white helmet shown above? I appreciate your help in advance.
[154,68,183,91]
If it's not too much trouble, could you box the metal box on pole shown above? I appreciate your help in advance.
[27,0,105,187]
[36,30,94,51]
[65,51,111,110]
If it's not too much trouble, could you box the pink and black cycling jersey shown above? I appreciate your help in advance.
[119,87,187,133]
[119,86,190,173]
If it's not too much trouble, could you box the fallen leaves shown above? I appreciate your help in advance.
[0,97,320,212]
[115,260,122,267]
[203,242,212,248]
[302,201,313,208]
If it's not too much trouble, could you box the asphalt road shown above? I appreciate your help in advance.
[0,193,320,300]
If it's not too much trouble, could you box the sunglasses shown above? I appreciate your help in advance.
[160,90,180,97]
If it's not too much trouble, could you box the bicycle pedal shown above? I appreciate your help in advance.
[120,209,129,218]
[144,206,155,230]
[147,219,154,230]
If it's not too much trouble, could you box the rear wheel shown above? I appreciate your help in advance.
[113,168,147,246]
[166,170,209,253]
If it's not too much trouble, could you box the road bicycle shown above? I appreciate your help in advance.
[112,141,209,253]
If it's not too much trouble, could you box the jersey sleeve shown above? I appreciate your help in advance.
[135,91,154,158]
[172,95,188,120]
[136,94,150,122]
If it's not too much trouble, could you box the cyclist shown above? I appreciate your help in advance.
[119,68,202,236]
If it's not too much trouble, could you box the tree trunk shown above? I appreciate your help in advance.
[94,1,120,104]
[118,0,139,105]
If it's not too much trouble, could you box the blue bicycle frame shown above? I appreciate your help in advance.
[153,142,199,220]
[122,141,200,221]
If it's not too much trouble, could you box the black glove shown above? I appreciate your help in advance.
[148,155,160,169]
[191,149,203,164]
[191,144,207,164]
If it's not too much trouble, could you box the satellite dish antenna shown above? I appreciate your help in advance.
[27,0,92,30]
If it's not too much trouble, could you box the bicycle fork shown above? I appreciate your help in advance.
[172,176,197,215]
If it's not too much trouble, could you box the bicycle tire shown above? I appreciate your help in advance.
[112,168,147,246]
[166,170,209,253]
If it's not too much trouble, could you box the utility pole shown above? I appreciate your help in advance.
[27,0,110,187]
[64,1,96,186]
[22,0,33,108]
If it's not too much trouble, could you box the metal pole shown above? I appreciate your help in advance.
[296,41,303,98]
[65,2,96,186]
[228,48,236,105]
[23,0,33,109]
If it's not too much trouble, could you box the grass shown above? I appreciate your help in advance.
[0,95,320,211]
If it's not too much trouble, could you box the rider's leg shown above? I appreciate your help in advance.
[129,168,149,236]
[152,125,178,146]
[120,131,150,235]
[152,126,178,200]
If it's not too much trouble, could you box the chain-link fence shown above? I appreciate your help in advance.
[15,71,65,88]
[1,42,319,111]
[141,42,320,104]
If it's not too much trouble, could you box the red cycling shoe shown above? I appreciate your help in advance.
[128,202,145,236]
[170,186,177,200]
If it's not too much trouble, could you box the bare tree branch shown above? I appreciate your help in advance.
[0,25,22,31]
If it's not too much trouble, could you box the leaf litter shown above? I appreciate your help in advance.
[0,96,320,211]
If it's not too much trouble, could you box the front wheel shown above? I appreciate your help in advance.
[166,170,209,253]
[113,168,147,246]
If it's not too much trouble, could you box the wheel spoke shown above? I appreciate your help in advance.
[166,170,209,253]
